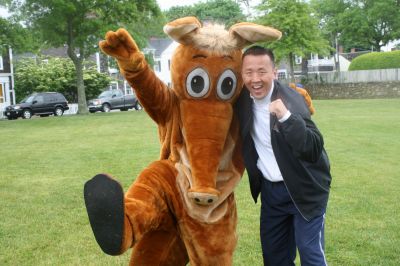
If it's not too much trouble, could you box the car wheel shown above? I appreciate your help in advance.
[134,102,142,110]
[102,103,111,113]
[54,107,64,116]
[22,109,32,119]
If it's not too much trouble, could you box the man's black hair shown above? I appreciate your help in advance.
[242,45,275,67]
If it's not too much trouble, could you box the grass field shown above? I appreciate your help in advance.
[0,98,399,265]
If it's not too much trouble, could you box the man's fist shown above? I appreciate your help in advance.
[269,99,288,120]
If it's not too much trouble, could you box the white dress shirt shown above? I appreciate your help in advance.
[250,83,291,182]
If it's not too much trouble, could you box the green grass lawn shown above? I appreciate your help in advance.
[0,99,399,265]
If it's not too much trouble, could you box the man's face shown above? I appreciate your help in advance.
[241,54,277,100]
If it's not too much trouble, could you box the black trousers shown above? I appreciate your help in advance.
[260,178,327,266]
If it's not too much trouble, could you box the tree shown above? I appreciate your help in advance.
[0,17,39,53]
[5,0,161,114]
[165,0,245,27]
[14,56,110,103]
[256,0,331,81]
[312,0,400,52]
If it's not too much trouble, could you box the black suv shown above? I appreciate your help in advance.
[3,92,69,120]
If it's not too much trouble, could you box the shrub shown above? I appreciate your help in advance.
[14,56,111,102]
[349,50,400,71]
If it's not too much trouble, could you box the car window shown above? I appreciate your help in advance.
[34,95,44,104]
[114,90,123,97]
[21,95,36,103]
[56,94,66,102]
[43,94,53,102]
[99,91,112,98]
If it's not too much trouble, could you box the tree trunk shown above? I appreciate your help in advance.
[66,19,88,115]
[74,59,88,115]
[288,52,295,83]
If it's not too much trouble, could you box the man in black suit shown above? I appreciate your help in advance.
[235,46,332,266]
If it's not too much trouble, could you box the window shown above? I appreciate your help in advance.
[295,55,302,65]
[110,81,118,90]
[124,81,133,95]
[114,90,123,97]
[277,70,287,80]
[0,56,3,70]
[34,95,44,104]
[43,94,53,102]
[154,60,161,72]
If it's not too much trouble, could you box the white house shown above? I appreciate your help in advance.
[0,47,15,115]
[307,53,350,73]
[143,38,179,87]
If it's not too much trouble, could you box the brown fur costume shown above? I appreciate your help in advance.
[84,17,284,265]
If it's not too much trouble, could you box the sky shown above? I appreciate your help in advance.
[0,7,8,18]
[156,0,262,14]
[156,0,204,11]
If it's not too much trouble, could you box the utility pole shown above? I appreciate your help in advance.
[335,33,341,72]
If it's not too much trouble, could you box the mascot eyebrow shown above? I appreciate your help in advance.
[192,54,207,59]
[193,54,234,60]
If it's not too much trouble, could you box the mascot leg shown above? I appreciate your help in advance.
[124,160,189,265]
[84,160,189,265]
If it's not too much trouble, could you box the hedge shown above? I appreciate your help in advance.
[349,50,400,71]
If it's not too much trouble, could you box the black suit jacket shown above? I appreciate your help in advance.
[234,81,332,221]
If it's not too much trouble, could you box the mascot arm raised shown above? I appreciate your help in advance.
[99,29,172,124]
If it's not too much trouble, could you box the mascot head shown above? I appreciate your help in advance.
[164,17,281,206]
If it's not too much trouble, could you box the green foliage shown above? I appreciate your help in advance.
[144,52,155,68]
[14,57,111,102]
[165,0,245,27]
[256,0,331,80]
[0,17,40,53]
[165,6,195,22]
[349,50,400,70]
[312,0,400,52]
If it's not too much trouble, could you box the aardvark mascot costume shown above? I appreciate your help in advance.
[84,17,282,265]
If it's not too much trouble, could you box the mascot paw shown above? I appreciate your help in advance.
[84,174,124,255]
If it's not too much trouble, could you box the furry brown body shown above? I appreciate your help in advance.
[89,17,282,265]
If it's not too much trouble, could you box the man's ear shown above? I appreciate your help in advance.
[273,68,278,79]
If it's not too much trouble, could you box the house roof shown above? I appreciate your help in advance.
[147,38,173,57]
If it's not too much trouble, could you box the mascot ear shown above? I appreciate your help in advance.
[163,16,202,45]
[229,22,282,48]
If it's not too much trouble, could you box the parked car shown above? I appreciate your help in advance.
[3,92,69,120]
[87,89,141,113]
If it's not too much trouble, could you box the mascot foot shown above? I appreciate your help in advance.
[84,174,124,255]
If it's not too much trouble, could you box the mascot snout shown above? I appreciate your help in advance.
[180,100,232,206]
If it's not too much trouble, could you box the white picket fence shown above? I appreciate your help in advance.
[307,68,400,84]
[0,103,78,120]
[64,104,79,115]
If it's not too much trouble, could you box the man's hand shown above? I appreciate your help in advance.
[99,28,145,72]
[269,99,288,120]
